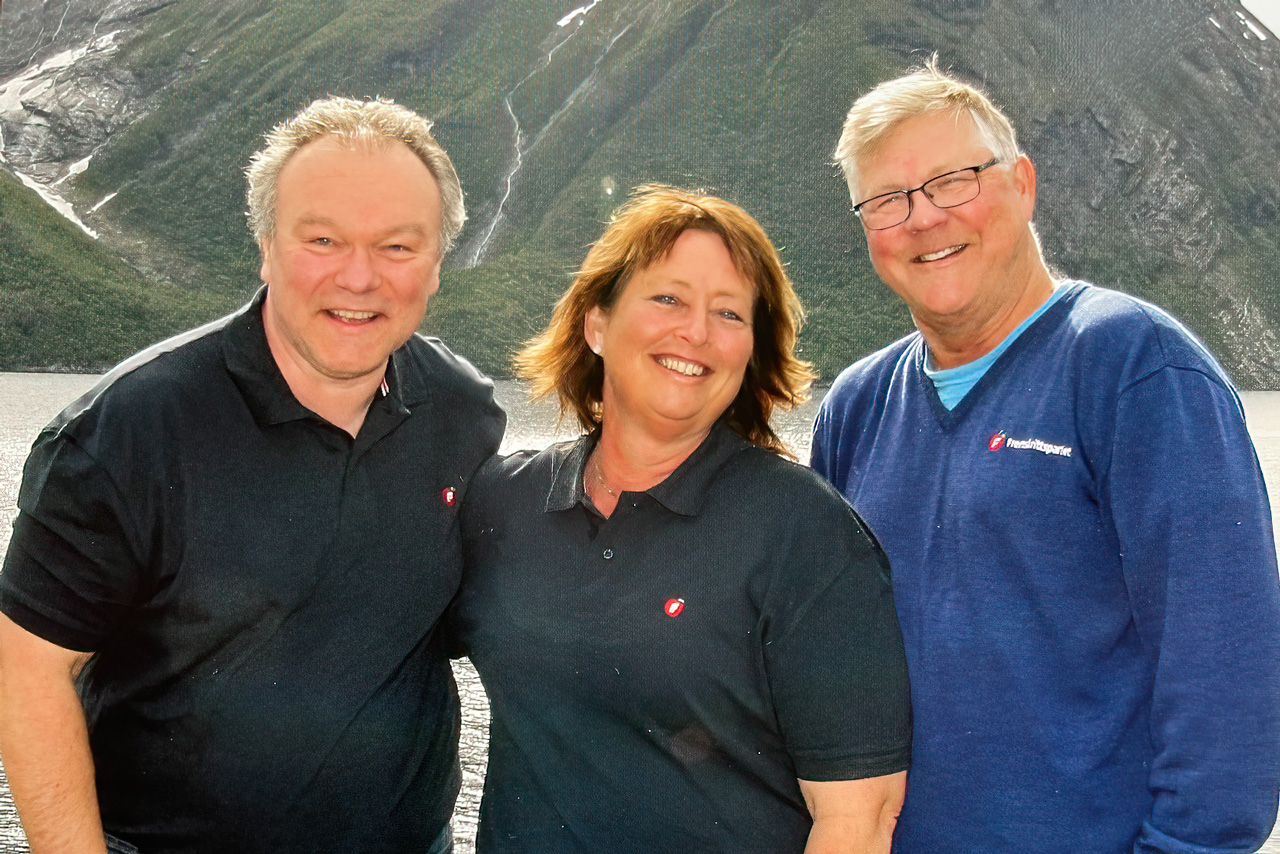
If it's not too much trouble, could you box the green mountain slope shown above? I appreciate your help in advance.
[0,169,227,371]
[9,0,1277,383]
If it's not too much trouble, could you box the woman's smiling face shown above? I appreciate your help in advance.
[586,228,756,442]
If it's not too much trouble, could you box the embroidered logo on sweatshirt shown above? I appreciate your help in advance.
[664,598,686,617]
[988,431,1072,457]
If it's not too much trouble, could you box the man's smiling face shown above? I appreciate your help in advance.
[856,110,1039,336]
[258,135,443,389]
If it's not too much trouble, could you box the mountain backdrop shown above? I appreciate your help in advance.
[1,0,1278,386]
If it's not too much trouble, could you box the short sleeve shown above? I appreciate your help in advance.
[1,434,149,652]
[762,487,911,781]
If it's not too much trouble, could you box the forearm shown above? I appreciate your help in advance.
[0,621,106,854]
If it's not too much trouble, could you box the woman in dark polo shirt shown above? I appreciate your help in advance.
[453,185,910,853]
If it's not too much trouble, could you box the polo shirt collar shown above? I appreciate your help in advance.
[222,286,431,428]
[546,420,752,517]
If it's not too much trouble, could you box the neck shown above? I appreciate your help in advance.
[921,262,1057,370]
[284,371,382,438]
[262,319,383,439]
[594,419,709,492]
[586,415,712,517]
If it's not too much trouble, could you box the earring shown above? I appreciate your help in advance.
[590,341,602,355]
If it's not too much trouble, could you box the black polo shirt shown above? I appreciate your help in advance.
[454,423,911,854]
[0,290,504,853]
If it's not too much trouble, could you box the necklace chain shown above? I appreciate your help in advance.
[587,452,617,498]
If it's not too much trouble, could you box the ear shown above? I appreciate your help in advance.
[258,238,273,284]
[1012,154,1038,220]
[424,255,442,298]
[584,306,607,356]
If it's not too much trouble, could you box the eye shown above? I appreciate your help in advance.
[650,294,678,306]
[309,237,333,247]
[717,308,746,323]
[865,194,905,215]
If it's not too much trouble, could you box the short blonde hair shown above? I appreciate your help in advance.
[515,185,815,458]
[245,96,465,252]
[835,56,1022,200]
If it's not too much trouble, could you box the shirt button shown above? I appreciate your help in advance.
[602,548,614,560]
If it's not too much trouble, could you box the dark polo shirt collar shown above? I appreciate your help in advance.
[545,420,752,517]
[222,286,431,431]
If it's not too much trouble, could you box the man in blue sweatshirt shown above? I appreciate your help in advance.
[812,59,1280,853]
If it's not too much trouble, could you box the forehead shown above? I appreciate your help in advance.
[275,135,440,216]
[858,111,989,194]
[648,229,751,291]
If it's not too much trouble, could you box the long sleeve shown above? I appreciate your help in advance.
[1106,366,1280,853]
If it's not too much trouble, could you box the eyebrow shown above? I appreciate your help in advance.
[293,217,430,238]
[863,154,993,199]
[659,278,754,303]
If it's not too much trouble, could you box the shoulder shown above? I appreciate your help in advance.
[714,449,891,598]
[725,447,876,539]
[467,439,578,506]
[1060,282,1233,390]
[822,333,920,415]
[40,313,234,451]
[400,334,498,408]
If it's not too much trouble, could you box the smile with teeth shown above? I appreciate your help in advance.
[328,309,379,323]
[915,244,966,263]
[657,356,707,377]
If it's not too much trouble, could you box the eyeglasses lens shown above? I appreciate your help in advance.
[860,168,984,230]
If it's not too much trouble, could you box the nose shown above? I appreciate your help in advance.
[677,306,709,346]
[902,187,948,231]
[335,247,378,292]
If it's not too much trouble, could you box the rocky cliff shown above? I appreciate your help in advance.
[1,0,1277,384]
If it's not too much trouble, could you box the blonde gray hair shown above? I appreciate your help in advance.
[245,96,465,252]
[835,57,1022,201]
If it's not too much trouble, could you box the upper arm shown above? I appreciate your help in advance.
[764,485,911,782]
[799,773,906,854]
[1,435,151,653]
[799,772,906,817]
[0,610,92,685]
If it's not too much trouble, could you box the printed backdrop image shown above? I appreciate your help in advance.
[1,1,1278,852]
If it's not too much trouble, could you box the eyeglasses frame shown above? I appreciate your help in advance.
[853,157,1001,230]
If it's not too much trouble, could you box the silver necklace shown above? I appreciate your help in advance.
[587,452,617,498]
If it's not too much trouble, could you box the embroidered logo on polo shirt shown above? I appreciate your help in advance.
[988,431,1072,457]
[664,598,686,617]
[442,486,457,507]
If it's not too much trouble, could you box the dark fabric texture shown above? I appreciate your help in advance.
[0,291,505,853]
[454,422,910,854]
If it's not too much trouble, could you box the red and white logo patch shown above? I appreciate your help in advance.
[664,598,686,618]
[988,431,1008,451]
[442,486,457,507]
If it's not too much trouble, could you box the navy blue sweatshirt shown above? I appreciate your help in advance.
[812,282,1280,853]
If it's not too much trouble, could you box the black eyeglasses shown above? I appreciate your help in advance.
[853,158,999,230]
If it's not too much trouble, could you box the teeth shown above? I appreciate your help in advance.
[917,244,964,262]
[657,357,706,377]
[330,309,378,321]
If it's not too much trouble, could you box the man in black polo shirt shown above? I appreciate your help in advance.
[0,97,503,854]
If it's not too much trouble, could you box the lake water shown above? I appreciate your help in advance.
[1,373,1279,852]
